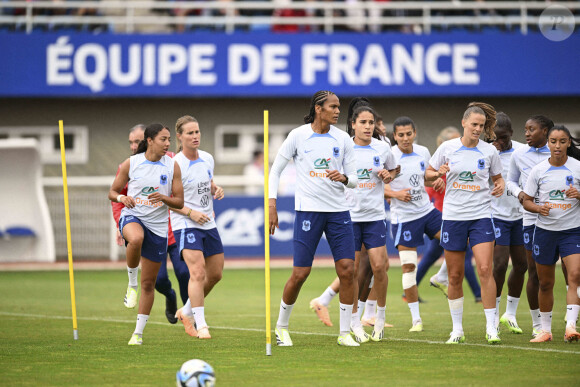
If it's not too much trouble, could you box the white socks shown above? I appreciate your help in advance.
[318,287,337,307]
[183,298,193,316]
[530,309,542,330]
[495,296,501,326]
[506,296,519,316]
[276,300,294,329]
[449,297,464,334]
[363,300,377,320]
[134,314,149,335]
[408,301,421,323]
[192,307,207,329]
[351,312,361,329]
[484,308,496,333]
[540,311,552,333]
[357,300,365,320]
[127,266,138,288]
[339,303,353,336]
[376,306,386,326]
[566,304,579,328]
[437,261,448,282]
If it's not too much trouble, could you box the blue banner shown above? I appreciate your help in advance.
[214,196,429,258]
[1,32,578,97]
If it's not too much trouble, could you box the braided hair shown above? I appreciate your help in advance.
[528,115,554,133]
[548,125,580,161]
[303,90,336,124]
[464,102,496,141]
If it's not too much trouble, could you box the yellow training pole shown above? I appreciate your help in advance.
[59,120,79,340]
[264,110,272,356]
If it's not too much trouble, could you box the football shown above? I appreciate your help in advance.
[176,359,216,387]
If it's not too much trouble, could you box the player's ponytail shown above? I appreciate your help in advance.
[465,102,496,142]
[136,123,167,154]
[304,90,335,124]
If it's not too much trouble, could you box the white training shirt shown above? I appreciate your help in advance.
[389,144,435,224]
[491,140,524,221]
[506,144,551,226]
[348,137,397,222]
[429,138,503,221]
[170,150,216,231]
[524,157,580,231]
[120,153,174,237]
[269,124,357,212]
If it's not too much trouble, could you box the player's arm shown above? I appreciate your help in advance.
[384,183,411,202]
[490,174,505,197]
[211,180,224,200]
[268,153,290,235]
[108,158,136,208]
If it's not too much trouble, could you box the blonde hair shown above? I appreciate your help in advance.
[175,115,198,152]
[437,126,460,147]
[464,102,497,141]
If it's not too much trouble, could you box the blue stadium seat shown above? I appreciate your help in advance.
[5,226,36,237]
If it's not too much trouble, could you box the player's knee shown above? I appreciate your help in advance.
[141,277,156,293]
[448,271,463,286]
[493,259,509,276]
[477,264,493,280]
[567,268,580,286]
[512,259,528,275]
[189,268,206,283]
[209,270,223,285]
[291,269,310,285]
[402,269,417,290]
[127,234,144,246]
[399,251,417,272]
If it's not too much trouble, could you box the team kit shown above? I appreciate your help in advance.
[108,91,580,347]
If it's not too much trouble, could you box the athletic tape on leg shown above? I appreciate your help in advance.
[400,251,417,290]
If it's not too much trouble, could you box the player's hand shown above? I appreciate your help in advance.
[116,230,124,246]
[539,202,551,216]
[397,188,412,202]
[147,192,164,204]
[433,178,445,193]
[518,191,525,204]
[491,179,505,197]
[566,184,579,200]
[269,205,279,235]
[438,162,450,178]
[326,169,346,184]
[189,210,211,225]
[377,169,392,184]
[120,195,136,209]
[213,185,224,200]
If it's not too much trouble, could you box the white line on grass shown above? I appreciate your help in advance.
[2,311,579,355]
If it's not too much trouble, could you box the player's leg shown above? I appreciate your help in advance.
[492,244,510,328]
[367,245,388,341]
[120,221,144,309]
[463,246,481,301]
[168,243,190,305]
[524,225,542,336]
[129,256,162,345]
[500,243,526,334]
[445,249,466,344]
[181,248,206,338]
[310,277,339,327]
[530,262,555,342]
[563,252,580,342]
[155,252,178,324]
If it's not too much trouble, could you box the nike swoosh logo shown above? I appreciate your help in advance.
[304,149,314,153]
[187,178,195,183]
[340,307,346,311]
[132,176,143,180]
[282,306,286,309]
[486,232,493,234]
[381,235,386,238]
[344,221,349,224]
[577,245,580,248]
[522,167,530,171]
[450,161,459,165]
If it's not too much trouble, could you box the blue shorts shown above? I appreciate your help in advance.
[532,226,580,265]
[523,225,535,251]
[440,218,495,252]
[119,215,168,263]
[353,220,387,251]
[392,209,442,248]
[176,227,224,259]
[492,218,524,246]
[293,211,355,267]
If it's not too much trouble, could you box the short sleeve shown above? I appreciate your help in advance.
[278,130,297,160]
[429,143,447,170]
[523,167,539,198]
[383,148,397,170]
[489,148,503,176]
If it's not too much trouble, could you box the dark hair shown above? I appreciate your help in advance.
[136,123,169,154]
[547,125,580,161]
[348,105,381,140]
[252,150,263,159]
[528,115,554,133]
[495,112,512,134]
[346,97,371,133]
[464,102,496,141]
[303,90,336,124]
[393,116,416,133]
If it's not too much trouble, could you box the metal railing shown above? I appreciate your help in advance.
[0,1,578,34]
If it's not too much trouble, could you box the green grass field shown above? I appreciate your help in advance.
[1,266,578,386]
